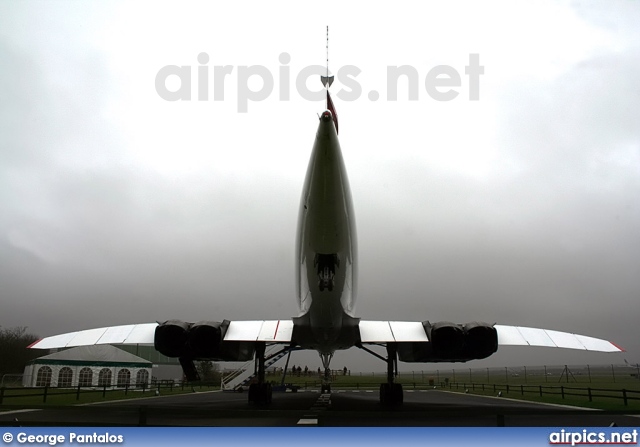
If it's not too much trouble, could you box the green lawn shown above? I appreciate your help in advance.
[274,371,640,411]
[3,371,639,412]
[0,383,218,408]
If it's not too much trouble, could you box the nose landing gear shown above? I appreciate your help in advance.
[319,352,333,394]
[315,254,339,292]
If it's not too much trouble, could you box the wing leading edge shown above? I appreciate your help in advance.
[358,320,623,352]
[30,319,622,353]
[28,320,295,350]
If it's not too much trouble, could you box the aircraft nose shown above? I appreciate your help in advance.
[321,110,333,122]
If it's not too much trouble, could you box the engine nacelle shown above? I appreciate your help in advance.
[187,321,224,358]
[463,321,498,360]
[425,321,465,358]
[397,321,498,362]
[154,320,190,358]
[154,319,255,361]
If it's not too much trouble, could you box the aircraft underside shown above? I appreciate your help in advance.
[28,98,624,407]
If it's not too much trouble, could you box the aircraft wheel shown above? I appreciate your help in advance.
[248,383,257,403]
[380,383,402,406]
[265,383,272,404]
[379,383,389,405]
[392,383,403,404]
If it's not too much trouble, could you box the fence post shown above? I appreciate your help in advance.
[561,386,565,399]
[0,387,4,405]
[506,384,509,394]
[76,384,81,400]
[43,386,48,403]
[623,389,627,406]
[539,385,542,397]
[544,365,548,382]
[611,364,616,383]
[103,384,107,398]
[520,384,524,395]
[588,387,592,402]
[125,383,129,395]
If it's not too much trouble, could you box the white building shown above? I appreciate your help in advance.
[23,345,152,388]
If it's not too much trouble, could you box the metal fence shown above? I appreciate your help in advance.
[0,374,24,387]
[360,364,640,384]
[443,381,640,406]
[0,379,219,405]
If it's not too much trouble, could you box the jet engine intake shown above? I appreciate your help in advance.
[425,321,465,358]
[154,320,190,358]
[397,321,498,362]
[463,321,498,359]
[154,319,256,361]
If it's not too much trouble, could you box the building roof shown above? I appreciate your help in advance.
[29,345,152,368]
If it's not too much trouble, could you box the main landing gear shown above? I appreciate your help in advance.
[248,382,272,404]
[248,342,272,404]
[359,343,403,406]
[379,382,403,406]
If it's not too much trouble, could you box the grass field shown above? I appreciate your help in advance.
[0,383,218,408]
[277,370,640,411]
[3,365,639,412]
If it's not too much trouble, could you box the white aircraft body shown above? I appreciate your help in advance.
[30,95,623,405]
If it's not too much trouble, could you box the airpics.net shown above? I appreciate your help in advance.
[154,52,484,111]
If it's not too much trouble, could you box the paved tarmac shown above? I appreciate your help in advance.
[1,389,639,427]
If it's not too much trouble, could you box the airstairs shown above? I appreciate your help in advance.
[220,346,290,391]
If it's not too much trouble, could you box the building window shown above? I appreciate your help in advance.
[117,369,131,387]
[79,367,93,387]
[98,368,112,387]
[136,369,149,387]
[35,366,52,387]
[58,367,73,387]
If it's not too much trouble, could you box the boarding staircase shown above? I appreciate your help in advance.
[220,346,290,391]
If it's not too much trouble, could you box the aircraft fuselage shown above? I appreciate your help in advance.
[294,110,358,354]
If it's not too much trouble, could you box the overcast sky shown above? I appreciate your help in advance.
[1,1,638,371]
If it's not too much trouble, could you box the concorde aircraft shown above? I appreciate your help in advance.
[29,89,623,405]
